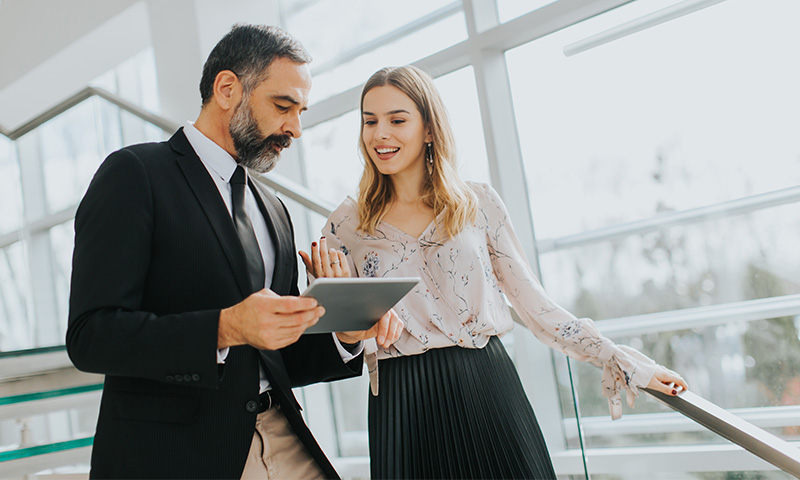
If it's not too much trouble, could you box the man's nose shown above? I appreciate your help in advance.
[283,113,303,138]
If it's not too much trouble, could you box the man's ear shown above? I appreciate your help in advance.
[212,70,242,111]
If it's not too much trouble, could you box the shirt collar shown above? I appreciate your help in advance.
[183,121,240,183]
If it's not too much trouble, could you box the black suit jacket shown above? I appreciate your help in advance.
[67,129,360,479]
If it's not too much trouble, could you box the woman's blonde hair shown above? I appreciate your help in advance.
[356,65,477,237]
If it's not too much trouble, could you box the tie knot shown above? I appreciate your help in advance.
[231,165,247,185]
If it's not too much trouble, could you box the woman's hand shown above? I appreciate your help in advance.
[336,309,404,348]
[299,236,350,279]
[647,366,689,396]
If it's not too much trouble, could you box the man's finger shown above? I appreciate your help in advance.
[268,296,319,314]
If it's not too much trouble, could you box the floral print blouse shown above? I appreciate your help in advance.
[324,182,660,419]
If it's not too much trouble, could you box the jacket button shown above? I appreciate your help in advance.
[183,374,192,382]
[245,400,258,413]
[192,373,201,382]
[175,375,182,382]
[166,375,174,382]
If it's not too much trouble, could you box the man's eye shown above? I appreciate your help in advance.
[276,104,290,112]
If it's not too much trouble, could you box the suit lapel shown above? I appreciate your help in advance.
[169,129,252,297]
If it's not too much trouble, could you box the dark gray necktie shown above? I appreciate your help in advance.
[230,166,266,293]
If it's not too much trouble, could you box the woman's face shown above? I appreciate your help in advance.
[361,85,432,178]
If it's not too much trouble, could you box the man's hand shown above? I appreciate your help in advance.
[218,289,325,350]
[336,309,404,349]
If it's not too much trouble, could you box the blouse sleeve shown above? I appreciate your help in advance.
[480,184,659,419]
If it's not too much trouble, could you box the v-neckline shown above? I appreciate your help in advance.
[380,216,438,241]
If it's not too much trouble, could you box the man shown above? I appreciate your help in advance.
[67,24,401,479]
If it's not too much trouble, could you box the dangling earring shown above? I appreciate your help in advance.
[425,142,434,175]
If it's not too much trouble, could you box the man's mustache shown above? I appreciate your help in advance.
[266,134,292,150]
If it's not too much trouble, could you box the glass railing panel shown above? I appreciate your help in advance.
[539,202,800,320]
[591,471,789,480]
[1,95,168,353]
[32,98,107,217]
[0,135,22,235]
[556,311,800,446]
[0,400,99,456]
[0,241,31,352]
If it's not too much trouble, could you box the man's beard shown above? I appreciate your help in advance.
[229,97,292,173]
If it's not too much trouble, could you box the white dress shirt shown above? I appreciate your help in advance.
[183,122,362,392]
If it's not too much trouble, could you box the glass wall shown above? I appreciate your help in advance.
[506,0,800,458]
[280,0,800,477]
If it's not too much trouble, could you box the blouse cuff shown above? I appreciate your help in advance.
[600,344,658,420]
[365,338,379,396]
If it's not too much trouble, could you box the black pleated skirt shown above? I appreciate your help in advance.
[368,336,556,480]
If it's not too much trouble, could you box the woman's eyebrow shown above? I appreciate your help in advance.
[362,109,411,116]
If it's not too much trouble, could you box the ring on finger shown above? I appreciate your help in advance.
[330,260,340,266]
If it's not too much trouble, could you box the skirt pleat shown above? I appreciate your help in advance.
[368,336,556,480]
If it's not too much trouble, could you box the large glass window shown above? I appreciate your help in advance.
[506,0,800,463]
[0,49,162,353]
[279,0,468,103]
[507,0,800,240]
[496,0,557,24]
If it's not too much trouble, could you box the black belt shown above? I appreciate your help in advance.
[258,390,274,413]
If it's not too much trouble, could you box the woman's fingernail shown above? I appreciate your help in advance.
[672,390,677,395]
[312,242,317,247]
[321,236,326,239]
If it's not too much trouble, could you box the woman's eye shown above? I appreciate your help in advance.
[364,120,376,125]
[391,119,405,125]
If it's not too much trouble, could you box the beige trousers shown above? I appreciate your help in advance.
[240,406,326,480]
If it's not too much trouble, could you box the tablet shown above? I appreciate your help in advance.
[301,277,419,334]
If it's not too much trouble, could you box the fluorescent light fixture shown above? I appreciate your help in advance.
[563,0,728,56]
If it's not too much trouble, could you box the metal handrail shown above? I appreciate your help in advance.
[646,388,800,476]
[3,84,800,476]
[0,86,179,140]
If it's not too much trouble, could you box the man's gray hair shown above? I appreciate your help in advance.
[199,24,311,104]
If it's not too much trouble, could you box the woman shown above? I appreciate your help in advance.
[302,65,688,479]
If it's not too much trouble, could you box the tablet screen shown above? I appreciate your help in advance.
[301,277,419,334]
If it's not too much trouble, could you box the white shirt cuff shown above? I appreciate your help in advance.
[332,332,364,362]
[217,347,229,364]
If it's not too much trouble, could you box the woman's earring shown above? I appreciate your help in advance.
[425,142,433,175]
